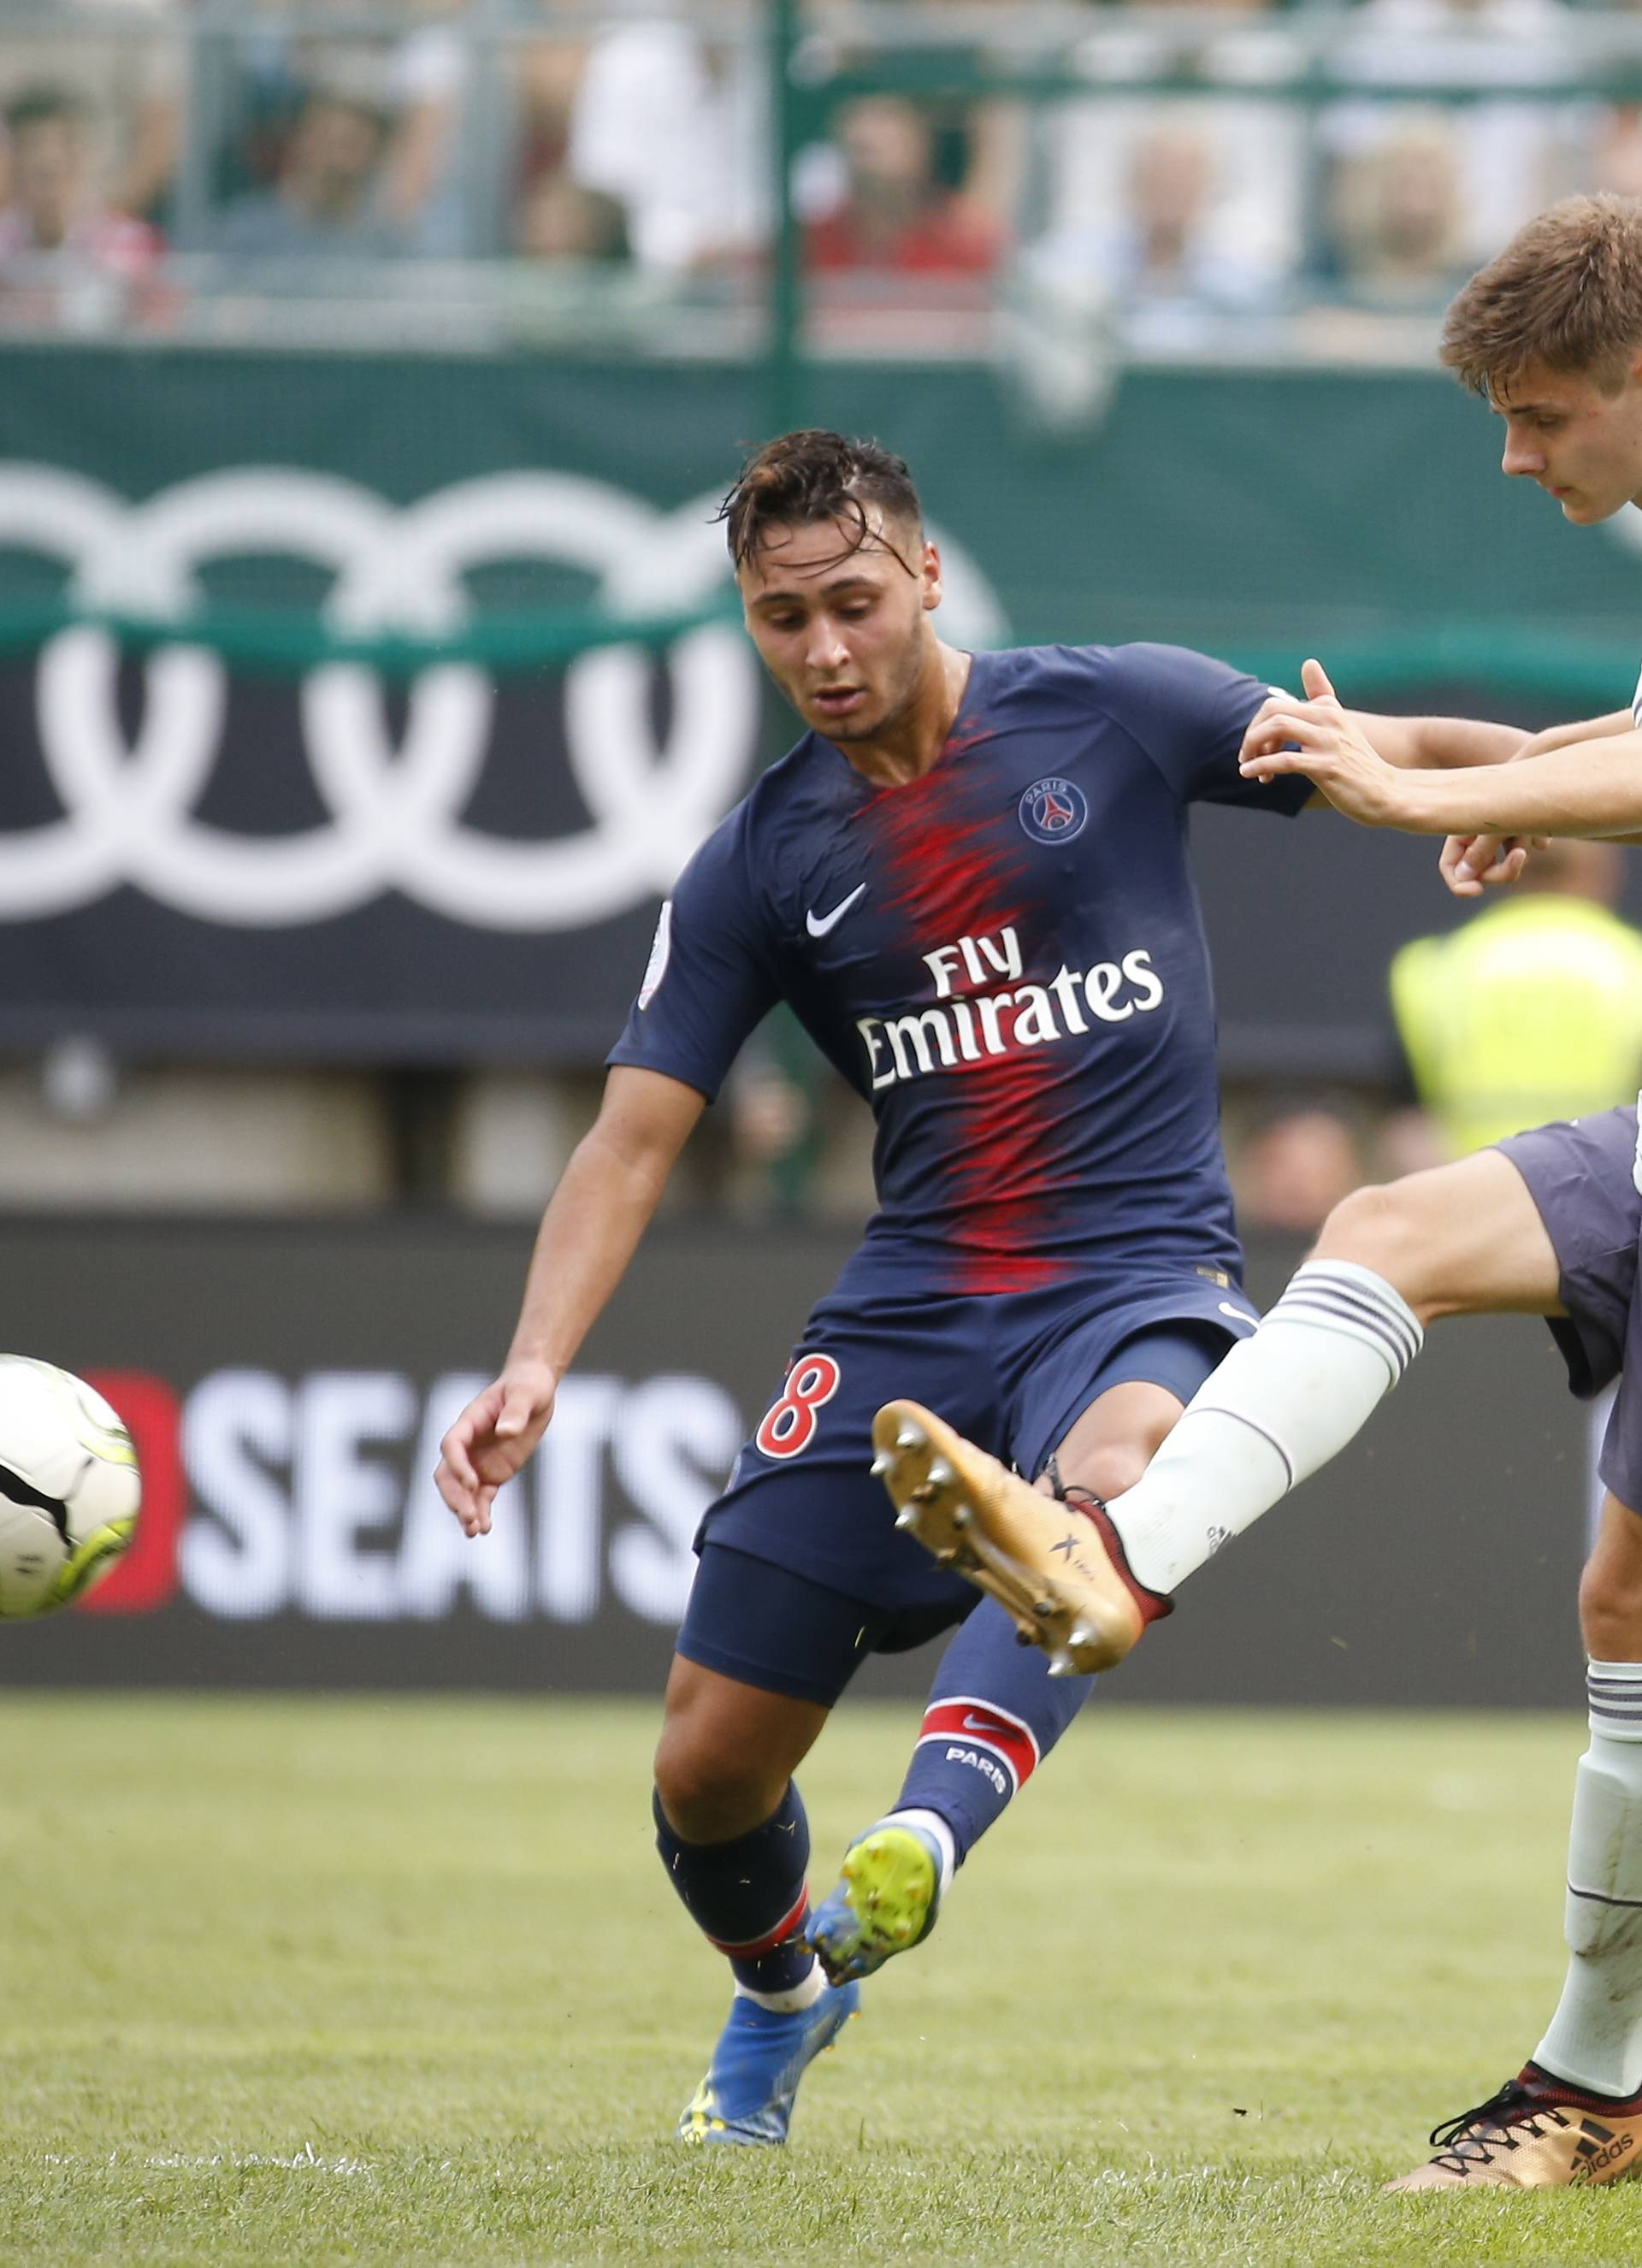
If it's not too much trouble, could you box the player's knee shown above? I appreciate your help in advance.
[1580,1549,1642,1663]
[1066,1441,1154,1506]
[653,1718,777,1845]
[1311,1181,1427,1302]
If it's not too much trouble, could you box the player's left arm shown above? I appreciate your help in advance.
[1243,659,1642,840]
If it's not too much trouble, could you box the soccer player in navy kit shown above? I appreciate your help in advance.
[434,429,1520,2147]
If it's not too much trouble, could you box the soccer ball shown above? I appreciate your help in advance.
[0,1356,140,1618]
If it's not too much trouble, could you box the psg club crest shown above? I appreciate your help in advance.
[1019,776,1088,845]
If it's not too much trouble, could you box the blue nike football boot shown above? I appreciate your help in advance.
[676,1979,860,2144]
[806,1822,943,1984]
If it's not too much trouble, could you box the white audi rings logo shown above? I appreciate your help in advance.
[0,465,1008,934]
[0,465,757,933]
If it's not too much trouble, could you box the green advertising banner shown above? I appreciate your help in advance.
[2,343,1638,1069]
[5,345,1637,675]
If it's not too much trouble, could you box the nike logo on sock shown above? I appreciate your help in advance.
[806,884,866,938]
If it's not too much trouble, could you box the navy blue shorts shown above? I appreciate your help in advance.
[1497,1103,1642,1508]
[1497,1105,1639,1401]
[676,1285,1250,1700]
[676,1544,978,1708]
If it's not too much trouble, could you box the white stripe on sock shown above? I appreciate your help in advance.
[1267,1262,1423,1381]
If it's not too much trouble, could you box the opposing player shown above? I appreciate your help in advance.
[434,428,1517,2147]
[875,197,1642,2189]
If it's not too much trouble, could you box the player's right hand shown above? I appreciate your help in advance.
[435,1360,558,1538]
[1438,831,1539,896]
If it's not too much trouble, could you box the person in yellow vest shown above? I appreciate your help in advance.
[1390,837,1642,1158]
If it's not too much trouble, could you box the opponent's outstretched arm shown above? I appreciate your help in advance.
[1243,661,1642,844]
[1432,711,1637,894]
[1240,688,1527,783]
[1510,709,1637,760]
[435,1066,705,1536]
[1241,682,1544,884]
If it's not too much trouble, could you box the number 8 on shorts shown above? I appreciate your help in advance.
[754,1354,842,1459]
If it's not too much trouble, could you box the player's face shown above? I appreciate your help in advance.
[1492,355,1642,523]
[737,511,941,742]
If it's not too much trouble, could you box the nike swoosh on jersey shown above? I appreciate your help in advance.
[960,1710,1009,1736]
[1219,1301,1258,1328]
[806,883,867,938]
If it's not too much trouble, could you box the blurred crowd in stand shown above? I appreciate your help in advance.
[3,0,1642,332]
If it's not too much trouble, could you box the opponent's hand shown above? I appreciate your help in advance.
[435,1359,558,1538]
[1438,831,1539,897]
[1237,686,1307,768]
[1238,659,1407,826]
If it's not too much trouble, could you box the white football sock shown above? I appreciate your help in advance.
[1105,1261,1423,1596]
[1535,1662,1642,2100]
[735,1957,825,2013]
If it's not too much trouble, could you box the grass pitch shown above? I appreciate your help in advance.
[0,1695,1634,2265]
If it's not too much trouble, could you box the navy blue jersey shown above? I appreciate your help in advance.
[610,642,1309,1296]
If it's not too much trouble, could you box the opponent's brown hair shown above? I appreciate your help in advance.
[1441,195,1642,397]
[718,429,922,570]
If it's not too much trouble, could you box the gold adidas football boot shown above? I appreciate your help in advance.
[1388,2065,1642,2190]
[870,1398,1170,1675]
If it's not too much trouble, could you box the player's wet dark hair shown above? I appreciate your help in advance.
[1441,195,1642,397]
[718,430,922,571]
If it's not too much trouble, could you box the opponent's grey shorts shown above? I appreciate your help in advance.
[1497,1103,1642,1508]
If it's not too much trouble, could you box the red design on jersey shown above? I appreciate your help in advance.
[754,1354,841,1459]
[865,753,1068,1293]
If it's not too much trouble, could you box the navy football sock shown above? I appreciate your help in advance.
[653,1781,817,1996]
[890,1598,1095,1863]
